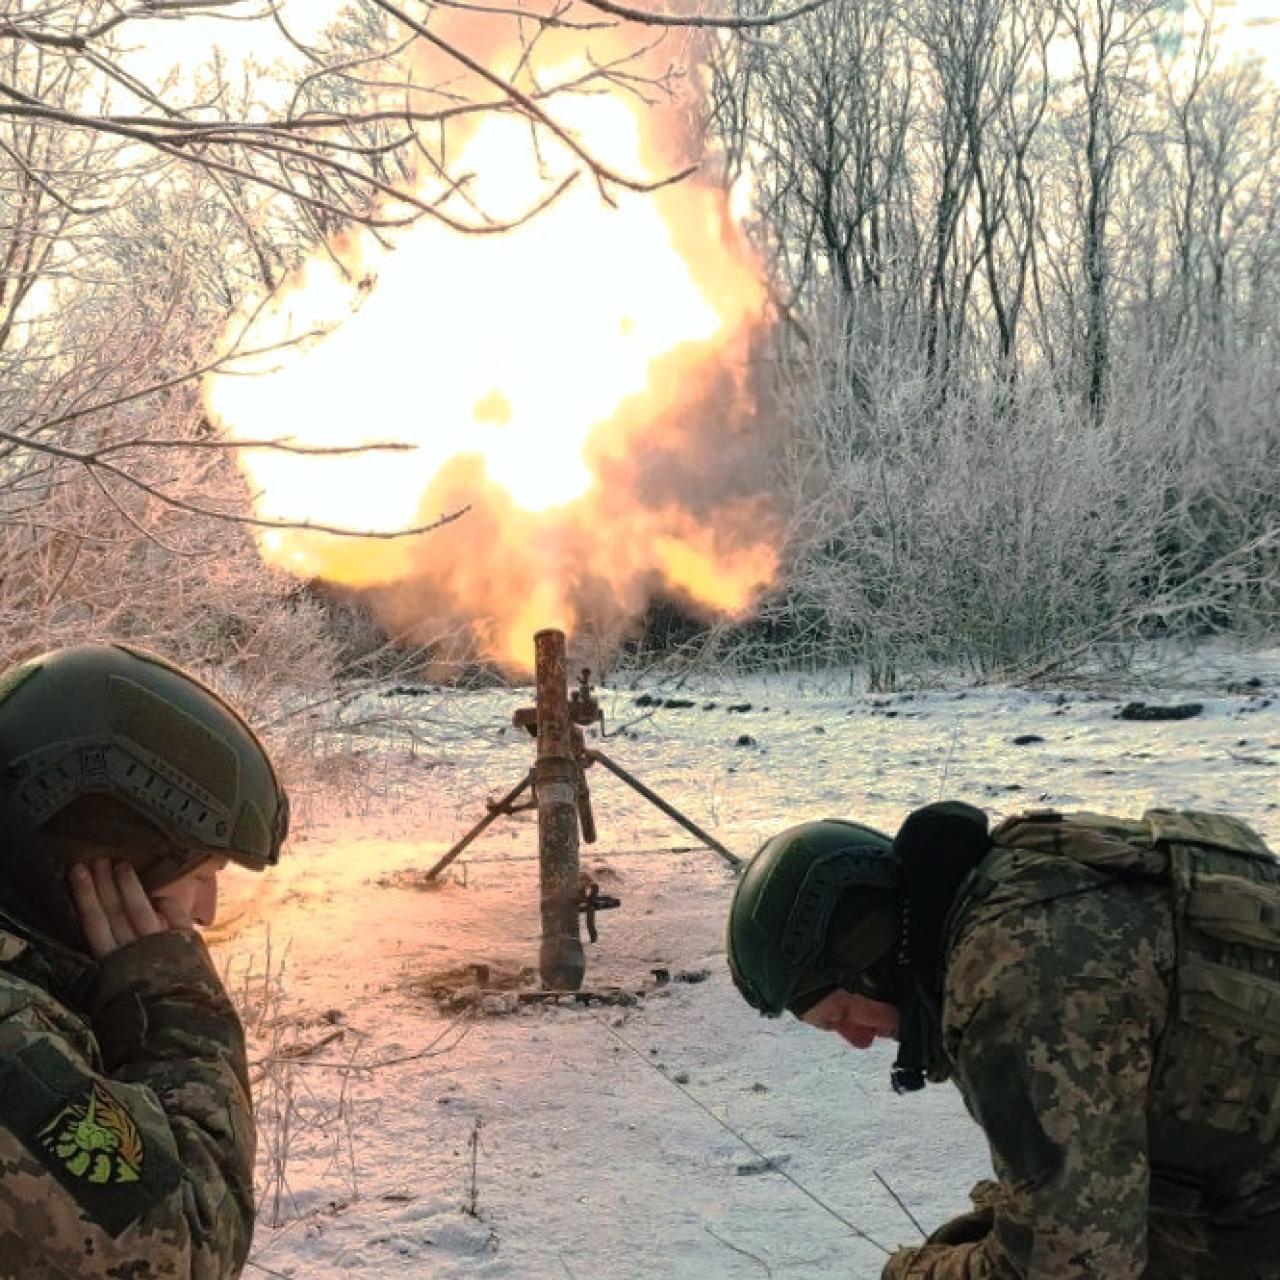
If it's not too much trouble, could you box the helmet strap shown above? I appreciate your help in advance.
[891,976,939,1093]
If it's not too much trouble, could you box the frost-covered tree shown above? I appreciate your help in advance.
[708,0,1279,680]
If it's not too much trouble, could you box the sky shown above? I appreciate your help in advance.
[1205,0,1280,72]
[123,1,1280,93]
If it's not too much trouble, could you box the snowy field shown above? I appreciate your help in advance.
[214,642,1280,1280]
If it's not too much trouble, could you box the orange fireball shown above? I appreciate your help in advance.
[205,17,777,670]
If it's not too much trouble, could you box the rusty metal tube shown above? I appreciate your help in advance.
[534,629,585,989]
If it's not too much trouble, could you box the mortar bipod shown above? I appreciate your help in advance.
[422,665,742,935]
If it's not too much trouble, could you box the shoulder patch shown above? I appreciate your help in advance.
[38,1082,144,1185]
[0,1032,183,1237]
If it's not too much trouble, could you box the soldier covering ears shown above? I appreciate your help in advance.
[0,644,288,1279]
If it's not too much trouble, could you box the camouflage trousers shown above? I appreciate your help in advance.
[1148,1190,1280,1279]
[889,1183,1280,1279]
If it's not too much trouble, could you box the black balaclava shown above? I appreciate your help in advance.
[888,800,991,1093]
[0,794,196,962]
[0,830,99,1009]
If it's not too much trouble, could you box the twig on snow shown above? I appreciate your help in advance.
[244,1261,295,1279]
[704,1224,774,1276]
[936,725,960,799]
[873,1168,927,1239]
[265,1012,474,1072]
[464,1116,484,1217]
[587,1011,892,1255]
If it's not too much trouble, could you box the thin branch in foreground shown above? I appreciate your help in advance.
[371,0,697,199]
[0,426,471,539]
[15,316,331,439]
[95,435,419,457]
[85,465,199,558]
[873,1168,927,1239]
[704,1224,774,1276]
[432,0,613,30]
[576,0,834,29]
[140,486,472,540]
[588,1011,892,1255]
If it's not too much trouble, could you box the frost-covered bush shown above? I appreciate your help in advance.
[1106,334,1280,635]
[762,300,1279,685]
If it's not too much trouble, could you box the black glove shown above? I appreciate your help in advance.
[925,1207,994,1247]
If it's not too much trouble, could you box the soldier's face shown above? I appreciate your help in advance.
[150,856,228,928]
[799,989,900,1050]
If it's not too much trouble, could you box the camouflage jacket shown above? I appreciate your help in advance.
[883,809,1280,1280]
[0,921,255,1279]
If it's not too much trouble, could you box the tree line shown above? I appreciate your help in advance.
[702,0,1279,682]
[1,0,1275,701]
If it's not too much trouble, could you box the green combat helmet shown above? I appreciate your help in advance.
[727,818,898,1018]
[0,643,289,898]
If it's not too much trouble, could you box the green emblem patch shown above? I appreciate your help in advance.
[38,1083,143,1185]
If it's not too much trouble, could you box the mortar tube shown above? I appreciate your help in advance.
[534,628,586,990]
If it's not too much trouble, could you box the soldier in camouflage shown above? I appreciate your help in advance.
[0,644,289,1279]
[727,801,1280,1278]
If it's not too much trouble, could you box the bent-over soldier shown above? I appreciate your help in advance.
[727,801,1280,1278]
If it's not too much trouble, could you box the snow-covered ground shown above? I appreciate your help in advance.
[215,642,1280,1280]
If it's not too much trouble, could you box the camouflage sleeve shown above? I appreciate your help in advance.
[882,888,1171,1280]
[0,929,254,1278]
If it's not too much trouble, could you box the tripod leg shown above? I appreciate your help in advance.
[586,750,743,870]
[423,771,533,881]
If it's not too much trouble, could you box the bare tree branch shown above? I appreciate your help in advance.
[1,425,472,538]
[371,0,698,198]
[95,434,417,457]
[576,0,834,30]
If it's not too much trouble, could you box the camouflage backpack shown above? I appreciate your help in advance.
[980,808,1280,1165]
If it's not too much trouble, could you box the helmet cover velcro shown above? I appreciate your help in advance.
[776,849,900,969]
[0,644,287,882]
[107,674,241,806]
